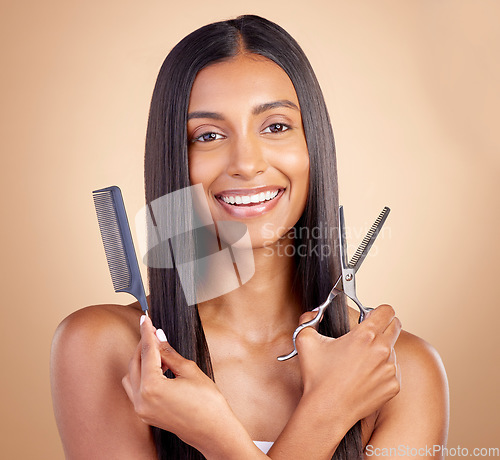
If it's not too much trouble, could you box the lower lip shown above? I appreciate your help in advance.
[215,189,285,218]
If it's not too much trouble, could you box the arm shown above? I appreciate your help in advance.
[124,306,402,460]
[268,305,403,459]
[52,306,352,460]
[364,331,449,459]
[121,315,267,460]
[50,306,158,460]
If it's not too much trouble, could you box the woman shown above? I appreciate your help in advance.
[51,15,449,459]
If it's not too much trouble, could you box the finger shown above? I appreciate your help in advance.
[128,338,143,391]
[294,325,321,356]
[298,307,325,329]
[381,316,402,348]
[121,374,134,402]
[362,304,396,333]
[140,314,164,379]
[388,347,396,366]
[157,338,193,378]
[299,310,317,324]
[390,349,400,383]
[153,329,170,374]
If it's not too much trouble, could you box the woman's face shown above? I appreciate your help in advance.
[187,53,310,248]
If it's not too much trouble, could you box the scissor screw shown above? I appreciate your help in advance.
[345,274,353,281]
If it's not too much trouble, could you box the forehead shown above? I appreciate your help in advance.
[188,54,300,111]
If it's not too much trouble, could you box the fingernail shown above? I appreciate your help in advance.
[312,307,320,312]
[156,329,167,342]
[140,315,146,326]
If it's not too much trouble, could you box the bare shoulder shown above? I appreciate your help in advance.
[358,307,450,453]
[52,303,141,360]
[51,303,141,387]
[347,305,448,385]
[51,303,157,459]
[390,328,449,427]
[394,329,448,384]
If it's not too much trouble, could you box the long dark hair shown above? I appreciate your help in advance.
[144,15,362,459]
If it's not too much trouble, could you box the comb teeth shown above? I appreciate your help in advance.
[349,206,390,268]
[93,190,131,292]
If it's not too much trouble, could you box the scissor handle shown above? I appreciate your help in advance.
[277,298,373,361]
[346,290,373,323]
[278,205,389,362]
[358,306,374,323]
[277,297,331,361]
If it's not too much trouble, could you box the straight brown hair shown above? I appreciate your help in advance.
[144,14,362,459]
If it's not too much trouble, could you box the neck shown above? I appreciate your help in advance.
[197,235,303,344]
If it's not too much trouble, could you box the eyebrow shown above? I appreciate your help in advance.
[187,111,224,121]
[252,100,299,115]
[187,100,299,121]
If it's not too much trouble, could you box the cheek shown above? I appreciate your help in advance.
[276,134,309,173]
[188,154,216,189]
[292,152,310,178]
[274,146,310,193]
[294,159,310,214]
[292,156,310,205]
[289,148,310,216]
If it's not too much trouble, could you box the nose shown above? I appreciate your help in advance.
[226,135,268,179]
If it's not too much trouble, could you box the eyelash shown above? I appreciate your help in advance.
[191,132,225,143]
[191,123,291,143]
[261,123,291,134]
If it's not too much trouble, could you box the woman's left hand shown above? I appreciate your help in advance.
[121,315,258,458]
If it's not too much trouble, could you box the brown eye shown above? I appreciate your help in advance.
[193,132,224,142]
[262,123,290,134]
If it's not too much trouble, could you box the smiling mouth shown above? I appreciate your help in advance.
[215,188,285,206]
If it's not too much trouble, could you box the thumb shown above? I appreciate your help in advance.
[295,308,332,355]
[156,332,193,377]
[294,309,323,355]
[298,307,325,328]
[294,324,322,360]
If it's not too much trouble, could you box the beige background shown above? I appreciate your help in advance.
[1,0,499,458]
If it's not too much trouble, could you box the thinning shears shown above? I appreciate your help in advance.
[277,205,391,361]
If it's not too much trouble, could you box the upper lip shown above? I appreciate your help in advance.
[214,185,285,197]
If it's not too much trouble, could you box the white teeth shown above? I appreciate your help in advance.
[219,189,282,205]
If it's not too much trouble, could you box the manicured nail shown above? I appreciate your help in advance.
[312,307,320,312]
[156,329,167,342]
[140,315,146,326]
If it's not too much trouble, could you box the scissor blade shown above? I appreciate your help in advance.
[338,206,349,270]
[349,206,390,273]
[331,274,343,294]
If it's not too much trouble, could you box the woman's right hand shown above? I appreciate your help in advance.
[121,315,264,459]
[294,304,402,429]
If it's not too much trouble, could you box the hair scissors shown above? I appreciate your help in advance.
[277,205,391,361]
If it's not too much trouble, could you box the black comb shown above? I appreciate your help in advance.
[92,186,149,314]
